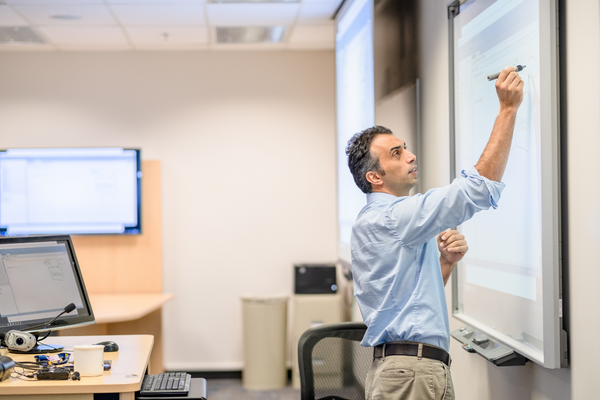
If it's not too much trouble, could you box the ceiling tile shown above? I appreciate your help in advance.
[110,4,206,25]
[111,5,206,26]
[133,44,209,51]
[125,26,208,44]
[107,0,203,3]
[0,5,29,26]
[288,24,334,46]
[206,3,299,26]
[12,5,117,25]
[297,3,338,24]
[56,45,131,51]
[37,25,128,45]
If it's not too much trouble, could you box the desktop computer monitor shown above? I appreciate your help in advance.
[0,235,95,336]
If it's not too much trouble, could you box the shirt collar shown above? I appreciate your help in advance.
[366,192,400,204]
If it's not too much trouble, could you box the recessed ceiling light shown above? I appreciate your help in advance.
[216,26,286,44]
[51,15,82,20]
[211,0,299,3]
[0,26,45,45]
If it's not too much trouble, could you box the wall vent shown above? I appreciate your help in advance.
[0,26,45,45]
[211,0,298,3]
[215,26,285,44]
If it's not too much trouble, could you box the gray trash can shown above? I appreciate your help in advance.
[241,294,288,390]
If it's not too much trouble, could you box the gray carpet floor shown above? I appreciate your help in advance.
[206,379,300,400]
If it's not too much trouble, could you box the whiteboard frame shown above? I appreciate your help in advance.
[448,0,567,369]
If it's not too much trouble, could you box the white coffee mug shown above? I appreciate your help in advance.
[73,345,104,377]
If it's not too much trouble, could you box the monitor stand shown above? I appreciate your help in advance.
[9,344,64,354]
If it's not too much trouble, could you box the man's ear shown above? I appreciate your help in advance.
[365,171,383,188]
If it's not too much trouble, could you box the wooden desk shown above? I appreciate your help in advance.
[59,294,173,374]
[0,335,153,400]
[90,294,174,324]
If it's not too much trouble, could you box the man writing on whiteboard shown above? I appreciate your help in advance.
[346,66,524,400]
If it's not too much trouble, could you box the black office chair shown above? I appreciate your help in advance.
[298,322,371,400]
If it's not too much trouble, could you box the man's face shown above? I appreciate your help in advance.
[368,134,418,196]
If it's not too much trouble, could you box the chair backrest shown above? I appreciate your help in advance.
[298,322,371,400]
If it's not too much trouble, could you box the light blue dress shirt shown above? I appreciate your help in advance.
[351,166,505,352]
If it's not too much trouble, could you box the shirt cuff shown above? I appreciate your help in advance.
[460,166,505,209]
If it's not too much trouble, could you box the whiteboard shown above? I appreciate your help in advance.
[449,0,567,368]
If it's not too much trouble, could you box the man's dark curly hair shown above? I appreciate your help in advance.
[345,125,393,193]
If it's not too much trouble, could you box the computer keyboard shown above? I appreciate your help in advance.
[140,372,192,396]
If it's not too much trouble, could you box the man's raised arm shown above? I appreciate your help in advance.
[475,66,525,182]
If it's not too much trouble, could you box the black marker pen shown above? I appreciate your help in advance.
[487,65,526,81]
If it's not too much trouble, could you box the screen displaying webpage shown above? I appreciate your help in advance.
[454,0,544,356]
[336,0,375,264]
[0,148,139,235]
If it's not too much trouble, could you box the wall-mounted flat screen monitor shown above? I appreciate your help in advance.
[0,235,95,335]
[0,148,141,236]
[335,0,375,266]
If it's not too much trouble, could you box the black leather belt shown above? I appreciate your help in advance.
[373,342,451,367]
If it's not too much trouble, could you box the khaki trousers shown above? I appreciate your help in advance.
[365,354,454,400]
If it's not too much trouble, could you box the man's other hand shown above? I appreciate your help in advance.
[496,66,524,111]
[438,230,468,265]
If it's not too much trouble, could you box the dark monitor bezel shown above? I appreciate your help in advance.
[0,147,142,236]
[0,235,95,334]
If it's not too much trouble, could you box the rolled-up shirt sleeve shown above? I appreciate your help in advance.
[386,166,505,248]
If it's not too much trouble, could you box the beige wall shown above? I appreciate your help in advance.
[0,51,337,370]
[418,0,599,398]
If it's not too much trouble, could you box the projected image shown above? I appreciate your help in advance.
[454,0,544,352]
[336,0,375,264]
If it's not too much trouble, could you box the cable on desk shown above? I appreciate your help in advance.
[11,363,39,381]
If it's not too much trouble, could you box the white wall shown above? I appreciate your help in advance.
[418,0,599,398]
[0,51,337,370]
